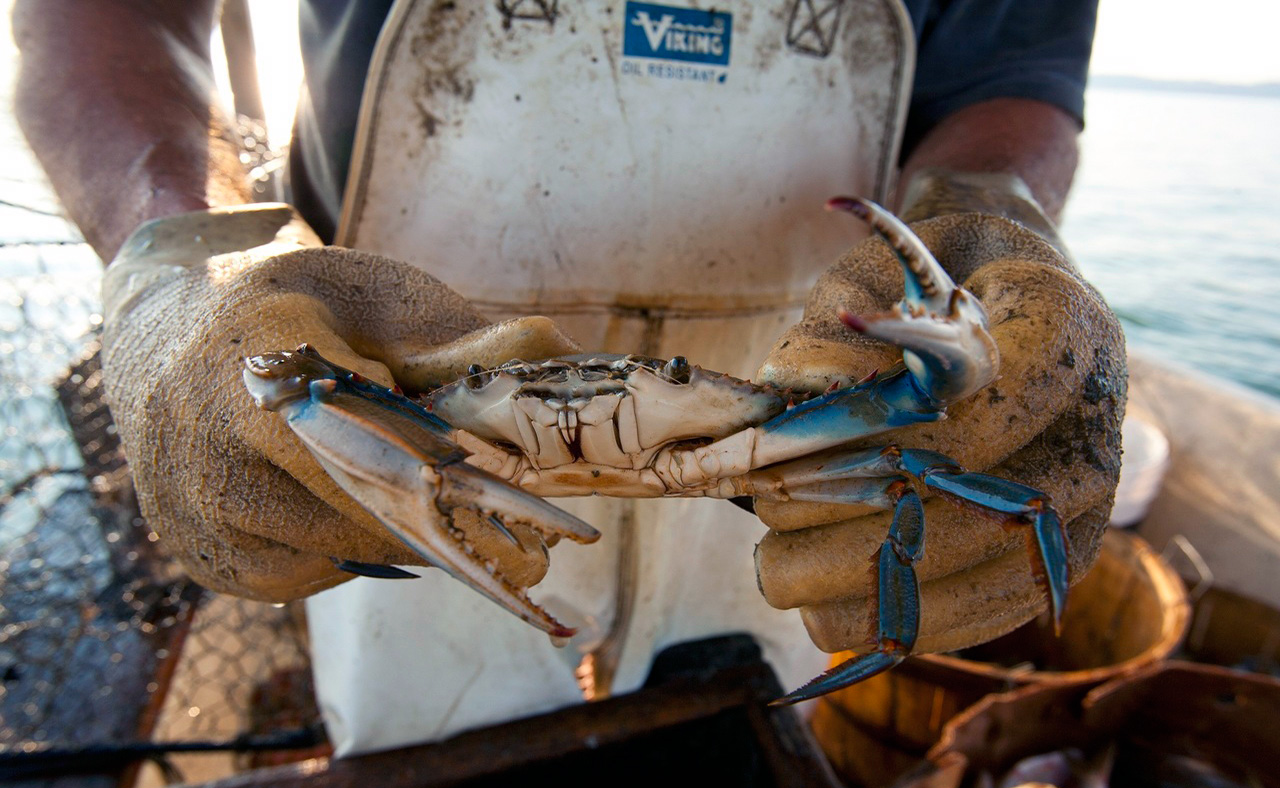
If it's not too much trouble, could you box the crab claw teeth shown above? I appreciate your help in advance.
[436,461,600,545]
[828,196,952,308]
[362,478,580,638]
[844,298,997,407]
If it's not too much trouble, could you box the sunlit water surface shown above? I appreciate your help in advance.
[1063,86,1280,399]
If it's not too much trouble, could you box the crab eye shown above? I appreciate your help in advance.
[662,356,691,384]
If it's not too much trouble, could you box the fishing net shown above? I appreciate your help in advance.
[0,109,321,785]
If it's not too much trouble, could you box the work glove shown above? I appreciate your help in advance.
[753,170,1126,658]
[101,204,581,601]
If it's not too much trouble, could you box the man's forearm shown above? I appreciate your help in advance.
[897,98,1081,223]
[12,0,250,262]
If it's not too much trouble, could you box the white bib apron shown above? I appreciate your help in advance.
[307,0,913,755]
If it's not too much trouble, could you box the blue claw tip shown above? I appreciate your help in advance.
[331,558,420,580]
[1033,508,1071,632]
[770,652,905,706]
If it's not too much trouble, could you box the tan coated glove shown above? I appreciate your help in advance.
[102,204,581,601]
[753,171,1126,656]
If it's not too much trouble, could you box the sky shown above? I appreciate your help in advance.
[1089,0,1280,84]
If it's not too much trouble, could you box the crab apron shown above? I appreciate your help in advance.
[305,0,914,755]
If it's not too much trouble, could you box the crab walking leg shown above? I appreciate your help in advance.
[660,366,940,489]
[732,444,1069,628]
[772,486,925,705]
[726,444,1068,702]
[724,446,914,507]
[898,449,1071,632]
[243,348,599,638]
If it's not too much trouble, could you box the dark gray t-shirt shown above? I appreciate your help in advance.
[289,0,1097,241]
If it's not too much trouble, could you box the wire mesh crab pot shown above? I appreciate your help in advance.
[0,340,325,786]
[810,528,1191,786]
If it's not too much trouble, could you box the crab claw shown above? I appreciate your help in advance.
[827,196,999,407]
[244,347,599,638]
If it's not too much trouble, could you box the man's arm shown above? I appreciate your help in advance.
[12,1,583,602]
[898,97,1081,222]
[891,97,1084,255]
[11,0,249,261]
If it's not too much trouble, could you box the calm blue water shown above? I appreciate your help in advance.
[1063,86,1280,399]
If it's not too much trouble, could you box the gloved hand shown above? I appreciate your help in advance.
[753,171,1126,657]
[102,204,581,601]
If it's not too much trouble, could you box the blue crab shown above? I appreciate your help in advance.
[242,198,1070,703]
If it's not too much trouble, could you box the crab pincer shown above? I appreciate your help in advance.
[242,346,599,639]
[723,198,1071,704]
[827,196,1000,407]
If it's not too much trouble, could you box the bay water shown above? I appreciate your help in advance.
[1064,85,1280,399]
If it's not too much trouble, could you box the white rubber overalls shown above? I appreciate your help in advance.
[305,0,913,755]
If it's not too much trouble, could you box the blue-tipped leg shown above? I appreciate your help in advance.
[773,487,924,705]
[900,448,1071,630]
[877,486,925,647]
[766,446,1070,704]
[1032,508,1070,633]
[772,652,905,706]
[332,558,420,579]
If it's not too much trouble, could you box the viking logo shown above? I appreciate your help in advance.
[622,2,732,67]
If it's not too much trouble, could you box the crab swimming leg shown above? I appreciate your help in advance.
[243,346,600,638]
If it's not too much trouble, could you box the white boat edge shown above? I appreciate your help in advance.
[1125,349,1280,609]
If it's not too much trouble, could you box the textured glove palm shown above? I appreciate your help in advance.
[753,207,1126,656]
[101,204,580,600]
